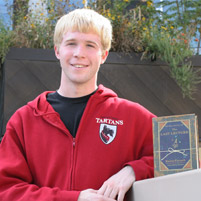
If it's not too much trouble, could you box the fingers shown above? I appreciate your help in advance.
[109,188,119,199]
[98,182,123,200]
[101,186,118,199]
[78,189,116,201]
[98,185,125,201]
[97,184,106,195]
[117,190,125,201]
[98,166,136,201]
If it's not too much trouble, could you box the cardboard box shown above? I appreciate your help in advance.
[126,169,201,201]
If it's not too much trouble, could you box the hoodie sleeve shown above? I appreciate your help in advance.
[124,104,155,181]
[125,126,154,181]
[0,125,80,201]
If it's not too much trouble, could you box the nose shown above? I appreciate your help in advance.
[73,45,85,58]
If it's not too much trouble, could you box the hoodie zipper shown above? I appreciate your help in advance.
[68,94,96,190]
[69,138,76,190]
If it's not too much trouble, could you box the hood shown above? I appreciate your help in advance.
[27,91,55,116]
[27,85,117,116]
[94,84,117,98]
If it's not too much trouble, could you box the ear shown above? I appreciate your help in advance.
[101,50,109,64]
[54,45,60,60]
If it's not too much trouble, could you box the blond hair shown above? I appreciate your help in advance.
[54,8,112,51]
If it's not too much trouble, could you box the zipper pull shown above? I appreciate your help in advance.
[73,138,76,147]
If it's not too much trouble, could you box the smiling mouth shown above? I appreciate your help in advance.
[72,64,88,68]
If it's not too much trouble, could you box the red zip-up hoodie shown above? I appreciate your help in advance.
[0,85,155,201]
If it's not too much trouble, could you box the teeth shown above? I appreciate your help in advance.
[73,64,86,68]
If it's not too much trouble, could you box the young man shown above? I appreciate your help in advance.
[0,9,155,201]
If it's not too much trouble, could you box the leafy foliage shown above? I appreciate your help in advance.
[0,20,13,64]
[155,0,201,55]
[142,26,200,98]
[0,0,201,98]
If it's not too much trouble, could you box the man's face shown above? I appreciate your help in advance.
[55,31,108,89]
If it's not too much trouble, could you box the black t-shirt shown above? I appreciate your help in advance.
[47,91,95,138]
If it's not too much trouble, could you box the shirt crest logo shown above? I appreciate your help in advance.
[99,124,117,144]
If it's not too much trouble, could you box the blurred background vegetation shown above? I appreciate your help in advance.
[0,0,201,98]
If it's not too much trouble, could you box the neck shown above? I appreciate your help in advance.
[57,83,98,98]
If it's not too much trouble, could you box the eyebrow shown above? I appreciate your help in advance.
[64,39,76,44]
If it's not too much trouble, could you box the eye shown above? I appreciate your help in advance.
[65,41,76,46]
[67,42,76,46]
[87,43,95,48]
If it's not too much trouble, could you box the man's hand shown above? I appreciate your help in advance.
[78,189,116,201]
[97,166,136,201]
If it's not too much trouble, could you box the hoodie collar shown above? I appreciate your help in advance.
[28,91,55,116]
[94,84,117,98]
[28,85,117,116]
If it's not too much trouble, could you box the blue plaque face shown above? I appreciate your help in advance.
[159,121,190,170]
